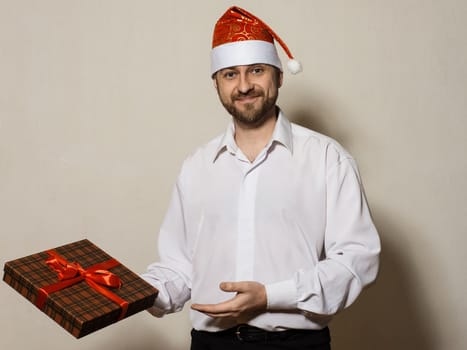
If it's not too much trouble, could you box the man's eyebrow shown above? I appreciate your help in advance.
[221,67,239,71]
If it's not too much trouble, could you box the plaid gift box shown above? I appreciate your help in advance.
[3,239,157,338]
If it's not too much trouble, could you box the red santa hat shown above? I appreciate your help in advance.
[210,6,302,76]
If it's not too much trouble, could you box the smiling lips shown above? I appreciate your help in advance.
[233,92,263,103]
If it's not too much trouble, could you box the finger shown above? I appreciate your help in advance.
[219,282,233,292]
[191,301,233,314]
[219,281,243,292]
[205,312,234,318]
[191,303,233,318]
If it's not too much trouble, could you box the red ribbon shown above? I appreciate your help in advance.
[36,250,129,320]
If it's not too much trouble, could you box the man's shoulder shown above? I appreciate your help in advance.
[290,122,352,160]
[182,133,224,167]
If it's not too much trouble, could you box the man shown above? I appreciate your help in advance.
[142,6,380,350]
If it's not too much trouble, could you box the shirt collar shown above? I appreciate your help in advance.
[213,109,293,162]
[271,109,293,153]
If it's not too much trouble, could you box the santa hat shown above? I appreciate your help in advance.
[210,6,302,76]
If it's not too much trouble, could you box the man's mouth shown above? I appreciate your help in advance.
[233,93,262,103]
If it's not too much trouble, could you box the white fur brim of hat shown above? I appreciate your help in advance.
[210,40,282,76]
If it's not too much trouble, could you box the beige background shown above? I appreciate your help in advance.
[1,0,466,349]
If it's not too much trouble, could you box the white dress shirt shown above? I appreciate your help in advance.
[142,111,380,332]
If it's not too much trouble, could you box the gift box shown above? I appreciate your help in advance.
[3,239,157,338]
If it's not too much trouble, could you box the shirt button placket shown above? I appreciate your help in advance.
[235,163,258,281]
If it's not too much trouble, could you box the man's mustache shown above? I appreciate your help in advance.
[232,90,264,101]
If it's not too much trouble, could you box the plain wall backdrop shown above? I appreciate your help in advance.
[1,1,466,349]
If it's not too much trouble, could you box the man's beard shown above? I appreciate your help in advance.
[219,89,278,128]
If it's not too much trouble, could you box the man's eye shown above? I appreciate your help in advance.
[223,71,237,79]
[251,67,264,75]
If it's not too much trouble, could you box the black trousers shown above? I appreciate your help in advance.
[191,325,331,350]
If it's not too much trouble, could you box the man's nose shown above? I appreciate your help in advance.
[237,73,253,94]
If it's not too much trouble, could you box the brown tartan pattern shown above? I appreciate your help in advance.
[3,239,157,338]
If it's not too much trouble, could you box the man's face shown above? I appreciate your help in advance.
[214,64,282,128]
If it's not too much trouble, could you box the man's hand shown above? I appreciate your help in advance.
[191,281,267,321]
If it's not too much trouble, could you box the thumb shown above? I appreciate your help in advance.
[219,281,239,292]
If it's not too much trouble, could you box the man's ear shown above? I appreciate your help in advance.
[212,76,218,90]
[278,71,283,88]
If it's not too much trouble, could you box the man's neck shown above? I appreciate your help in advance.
[234,111,278,163]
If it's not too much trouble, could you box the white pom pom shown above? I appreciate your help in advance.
[287,59,302,74]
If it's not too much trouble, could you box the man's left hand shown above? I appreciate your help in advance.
[191,281,267,320]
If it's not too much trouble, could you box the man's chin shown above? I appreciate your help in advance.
[232,111,271,128]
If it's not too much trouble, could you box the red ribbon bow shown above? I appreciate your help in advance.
[36,250,129,320]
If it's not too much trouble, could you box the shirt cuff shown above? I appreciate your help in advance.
[265,279,298,310]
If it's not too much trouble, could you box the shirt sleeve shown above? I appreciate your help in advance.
[141,177,192,317]
[266,156,380,315]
